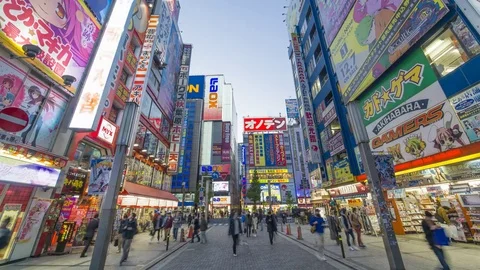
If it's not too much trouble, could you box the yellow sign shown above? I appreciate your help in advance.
[250,179,289,184]
[347,199,363,208]
[249,169,288,174]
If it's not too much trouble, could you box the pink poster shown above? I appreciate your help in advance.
[18,199,52,243]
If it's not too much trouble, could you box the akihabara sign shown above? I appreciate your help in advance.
[128,15,160,104]
[168,44,192,174]
[291,33,321,163]
[243,117,287,132]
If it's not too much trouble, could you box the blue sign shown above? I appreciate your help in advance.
[241,145,246,165]
[285,99,299,118]
[264,134,276,166]
[212,172,220,179]
[201,165,213,172]
[187,76,205,99]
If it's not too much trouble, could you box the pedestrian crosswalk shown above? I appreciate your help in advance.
[213,223,228,226]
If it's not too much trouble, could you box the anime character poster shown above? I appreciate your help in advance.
[84,0,113,24]
[88,156,114,195]
[449,82,480,143]
[0,0,100,92]
[329,0,448,102]
[18,199,52,243]
[315,0,355,45]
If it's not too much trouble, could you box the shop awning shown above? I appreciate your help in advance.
[123,182,178,202]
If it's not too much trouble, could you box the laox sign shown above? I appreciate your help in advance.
[208,78,219,108]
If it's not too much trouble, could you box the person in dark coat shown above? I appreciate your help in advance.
[191,214,201,243]
[422,211,450,270]
[80,213,99,257]
[120,213,138,265]
[266,211,277,245]
[246,212,253,237]
[228,211,242,256]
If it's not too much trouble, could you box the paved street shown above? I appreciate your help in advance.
[155,225,345,270]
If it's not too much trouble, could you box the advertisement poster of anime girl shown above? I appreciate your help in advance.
[449,82,480,143]
[0,0,100,92]
[315,0,355,45]
[88,156,114,195]
[18,199,52,243]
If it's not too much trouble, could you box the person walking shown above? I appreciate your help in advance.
[120,213,138,265]
[327,210,341,245]
[252,213,258,237]
[266,210,277,245]
[340,208,358,251]
[246,212,253,237]
[151,210,163,242]
[258,210,264,232]
[187,213,193,227]
[200,213,208,244]
[228,212,242,256]
[172,211,182,241]
[350,207,366,248]
[116,214,128,253]
[191,214,201,243]
[240,212,246,234]
[422,211,450,270]
[310,209,327,261]
[163,212,173,243]
[80,213,99,258]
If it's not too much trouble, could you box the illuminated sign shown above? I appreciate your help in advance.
[92,118,118,145]
[187,75,205,99]
[249,169,289,174]
[0,156,60,187]
[213,181,229,192]
[69,0,135,130]
[203,75,223,120]
[211,196,230,204]
[244,117,287,132]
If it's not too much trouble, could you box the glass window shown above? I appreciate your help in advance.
[73,142,102,169]
[134,124,146,148]
[148,103,162,132]
[423,17,480,77]
[320,68,329,86]
[304,36,312,56]
[314,45,322,63]
[300,19,308,39]
[309,25,317,41]
[311,77,321,98]
[306,7,312,22]
[141,93,152,116]
[120,69,129,85]
[307,57,316,77]
[108,105,120,124]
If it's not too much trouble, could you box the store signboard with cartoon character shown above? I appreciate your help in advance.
[88,156,113,195]
[329,0,448,102]
[0,0,101,93]
[449,83,480,143]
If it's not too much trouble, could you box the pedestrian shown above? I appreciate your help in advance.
[151,210,163,242]
[327,210,341,245]
[422,211,450,270]
[241,212,246,234]
[120,213,138,265]
[187,213,193,227]
[340,208,358,251]
[228,211,242,256]
[80,213,99,257]
[266,210,277,245]
[310,209,327,261]
[191,214,201,243]
[163,212,173,243]
[116,214,128,253]
[252,213,258,237]
[246,212,252,237]
[350,207,366,248]
[172,211,182,241]
[258,210,264,231]
[282,212,287,224]
[200,213,208,244]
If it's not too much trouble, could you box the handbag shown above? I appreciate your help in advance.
[433,228,450,246]
[310,226,316,234]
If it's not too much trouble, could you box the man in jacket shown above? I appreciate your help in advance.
[172,211,182,241]
[120,213,137,265]
[200,213,208,244]
[163,212,173,242]
[350,207,366,248]
[266,211,277,245]
[151,210,163,242]
[340,208,358,251]
[116,214,128,253]
[228,211,242,256]
[191,214,201,243]
[246,212,253,237]
[80,214,99,258]
[310,209,326,261]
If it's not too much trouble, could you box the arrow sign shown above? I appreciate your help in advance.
[212,172,220,179]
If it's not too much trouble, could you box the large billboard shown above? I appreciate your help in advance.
[449,83,480,143]
[285,99,299,119]
[249,134,287,167]
[331,0,449,103]
[221,122,231,162]
[291,33,321,163]
[274,134,287,166]
[315,0,355,46]
[253,134,266,167]
[187,75,205,99]
[249,170,292,184]
[0,0,101,93]
[69,0,134,130]
[244,117,287,132]
[247,134,255,166]
[203,75,223,121]
[264,134,276,166]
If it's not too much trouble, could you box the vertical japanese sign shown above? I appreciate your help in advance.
[285,99,300,118]
[254,134,266,167]
[291,33,321,163]
[221,122,231,162]
[278,133,287,166]
[0,0,101,93]
[248,134,255,166]
[203,76,224,121]
[70,0,135,130]
[264,134,276,166]
[168,44,192,174]
[128,15,160,104]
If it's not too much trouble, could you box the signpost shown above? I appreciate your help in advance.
[0,107,29,132]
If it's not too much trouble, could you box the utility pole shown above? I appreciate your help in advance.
[346,102,405,270]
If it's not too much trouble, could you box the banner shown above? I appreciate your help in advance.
[88,156,114,195]
[322,102,337,127]
[248,134,255,166]
[291,33,321,162]
[18,199,52,243]
[370,101,470,165]
[332,158,355,185]
[61,168,88,195]
[187,75,205,99]
[278,133,287,166]
[449,82,480,143]
[359,49,446,139]
[244,117,287,132]
[203,75,223,121]
[221,122,231,162]
[315,0,356,46]
[328,132,345,156]
[274,134,285,166]
[330,0,448,103]
[254,134,266,167]
[212,144,222,156]
[285,99,300,118]
[374,155,396,189]
[264,134,276,167]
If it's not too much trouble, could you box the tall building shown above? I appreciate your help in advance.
[287,122,311,207]
[286,0,480,237]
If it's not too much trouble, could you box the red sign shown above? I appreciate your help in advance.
[0,107,29,132]
[328,183,369,198]
[244,117,287,132]
[274,134,286,166]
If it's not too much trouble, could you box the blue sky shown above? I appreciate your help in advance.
[178,0,295,140]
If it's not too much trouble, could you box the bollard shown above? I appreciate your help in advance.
[166,232,170,251]
[180,228,185,242]
[187,225,193,238]
[297,226,303,240]
[338,234,345,258]
[286,224,292,235]
[281,223,284,232]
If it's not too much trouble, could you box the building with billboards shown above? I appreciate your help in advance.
[286,0,480,239]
